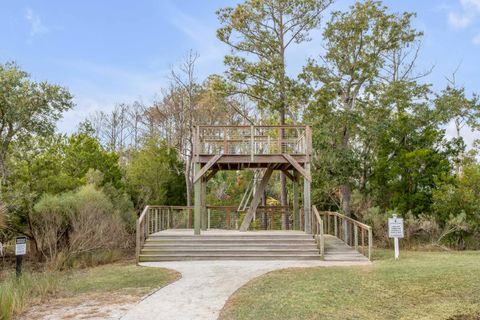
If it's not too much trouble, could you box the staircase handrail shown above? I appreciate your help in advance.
[319,210,372,260]
[311,206,325,257]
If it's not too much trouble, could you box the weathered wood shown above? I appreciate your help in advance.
[281,169,296,182]
[282,154,311,181]
[193,154,222,183]
[197,155,307,165]
[239,166,274,231]
[194,163,202,235]
[201,177,207,231]
[293,171,299,230]
[205,169,218,182]
[303,162,311,233]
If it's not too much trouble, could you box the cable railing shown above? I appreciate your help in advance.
[136,205,305,261]
[194,125,310,156]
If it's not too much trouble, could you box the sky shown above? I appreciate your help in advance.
[1,0,480,142]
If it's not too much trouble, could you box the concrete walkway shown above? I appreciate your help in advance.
[121,259,371,320]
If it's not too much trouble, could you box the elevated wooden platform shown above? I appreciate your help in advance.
[197,155,307,170]
[193,125,313,234]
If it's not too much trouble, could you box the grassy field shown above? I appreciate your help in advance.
[0,261,179,320]
[220,250,480,320]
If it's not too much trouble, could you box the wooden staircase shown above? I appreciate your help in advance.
[138,231,321,262]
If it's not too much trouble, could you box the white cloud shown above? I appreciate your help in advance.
[461,0,480,11]
[473,33,480,44]
[447,0,480,29]
[448,12,472,28]
[25,7,49,37]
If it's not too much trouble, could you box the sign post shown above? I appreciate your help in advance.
[388,215,404,260]
[15,236,27,277]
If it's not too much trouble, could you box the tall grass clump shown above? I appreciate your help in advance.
[0,271,60,320]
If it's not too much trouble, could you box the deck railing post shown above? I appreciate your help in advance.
[334,215,338,237]
[250,125,254,161]
[320,219,324,256]
[368,228,373,261]
[208,208,211,229]
[136,219,140,264]
[353,224,358,250]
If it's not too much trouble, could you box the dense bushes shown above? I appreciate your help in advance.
[32,184,133,268]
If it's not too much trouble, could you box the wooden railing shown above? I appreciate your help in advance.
[318,211,373,260]
[194,125,311,156]
[311,206,325,257]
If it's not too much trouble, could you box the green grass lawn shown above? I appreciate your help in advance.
[220,250,480,320]
[0,261,179,320]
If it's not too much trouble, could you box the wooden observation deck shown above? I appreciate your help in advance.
[193,125,313,235]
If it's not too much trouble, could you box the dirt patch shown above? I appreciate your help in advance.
[18,292,141,320]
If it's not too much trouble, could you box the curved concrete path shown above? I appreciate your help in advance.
[121,259,370,320]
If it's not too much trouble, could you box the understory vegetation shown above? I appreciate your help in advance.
[220,250,480,320]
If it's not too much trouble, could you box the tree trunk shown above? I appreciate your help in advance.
[340,184,351,216]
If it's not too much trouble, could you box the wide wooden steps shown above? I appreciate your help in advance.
[323,235,369,262]
[139,232,321,261]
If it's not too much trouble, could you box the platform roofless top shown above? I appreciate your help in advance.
[194,125,311,163]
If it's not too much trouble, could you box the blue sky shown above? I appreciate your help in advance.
[1,0,480,141]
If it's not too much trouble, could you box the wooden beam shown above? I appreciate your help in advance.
[193,154,222,183]
[201,177,207,231]
[239,165,274,231]
[205,169,218,182]
[293,170,300,230]
[281,169,296,182]
[194,163,201,235]
[304,162,312,234]
[282,154,311,182]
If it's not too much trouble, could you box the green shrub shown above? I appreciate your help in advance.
[32,184,129,268]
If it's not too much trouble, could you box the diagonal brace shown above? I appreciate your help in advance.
[239,165,274,231]
[193,155,222,183]
[282,154,311,182]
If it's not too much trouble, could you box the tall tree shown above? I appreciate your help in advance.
[217,0,333,228]
[302,0,420,217]
[435,74,479,176]
[0,62,73,185]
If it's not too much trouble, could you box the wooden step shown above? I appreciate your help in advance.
[139,253,321,262]
[140,231,321,261]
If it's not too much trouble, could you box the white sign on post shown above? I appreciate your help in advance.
[15,237,27,256]
[388,216,403,259]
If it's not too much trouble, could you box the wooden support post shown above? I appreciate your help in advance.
[334,215,338,237]
[194,163,201,235]
[250,125,254,161]
[208,208,211,229]
[239,166,274,231]
[368,228,373,261]
[354,224,358,250]
[303,163,312,233]
[293,171,300,230]
[226,208,230,229]
[201,177,207,230]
